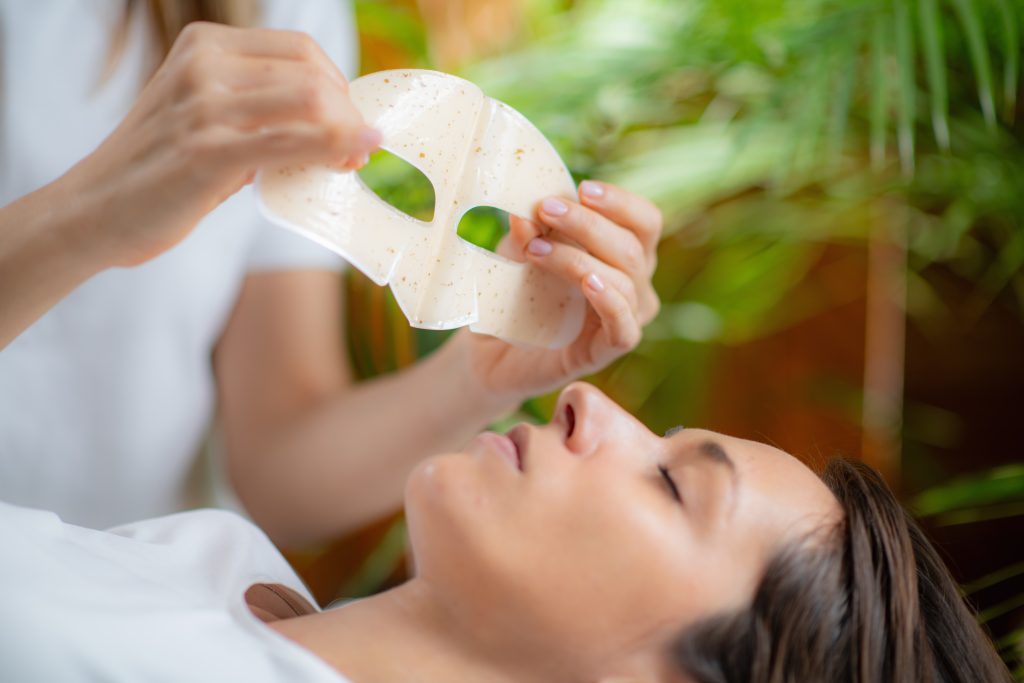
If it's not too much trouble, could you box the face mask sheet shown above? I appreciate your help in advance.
[256,69,586,349]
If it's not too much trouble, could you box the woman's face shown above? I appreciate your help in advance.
[405,382,840,680]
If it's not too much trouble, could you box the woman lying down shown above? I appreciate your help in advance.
[0,383,1010,682]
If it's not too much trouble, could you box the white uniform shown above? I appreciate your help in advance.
[0,0,354,527]
[0,501,352,682]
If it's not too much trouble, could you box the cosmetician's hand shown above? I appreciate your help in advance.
[64,22,379,268]
[455,180,662,401]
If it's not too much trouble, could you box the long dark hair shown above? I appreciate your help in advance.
[672,459,1012,682]
[102,1,257,86]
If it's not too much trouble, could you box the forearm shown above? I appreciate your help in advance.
[0,178,108,349]
[228,332,518,547]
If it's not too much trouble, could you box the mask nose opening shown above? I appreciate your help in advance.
[456,206,508,253]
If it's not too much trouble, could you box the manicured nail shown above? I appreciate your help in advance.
[359,127,382,149]
[585,273,605,292]
[527,238,553,256]
[542,197,568,216]
[580,180,605,199]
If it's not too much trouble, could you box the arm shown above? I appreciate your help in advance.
[0,177,112,348]
[214,181,662,548]
[213,270,513,547]
[0,23,377,350]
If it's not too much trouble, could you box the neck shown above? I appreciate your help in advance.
[269,578,528,683]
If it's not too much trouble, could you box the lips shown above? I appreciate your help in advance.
[506,425,527,472]
[478,431,521,471]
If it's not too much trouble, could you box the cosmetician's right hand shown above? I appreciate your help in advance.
[64,21,379,268]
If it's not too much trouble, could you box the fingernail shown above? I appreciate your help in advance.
[585,273,605,292]
[359,127,382,149]
[541,197,568,216]
[527,238,553,256]
[580,180,605,199]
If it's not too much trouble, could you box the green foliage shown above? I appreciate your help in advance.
[347,0,1024,666]
[912,463,1024,524]
[912,463,1024,672]
[348,0,1023,363]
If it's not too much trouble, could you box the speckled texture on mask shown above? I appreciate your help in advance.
[255,69,585,349]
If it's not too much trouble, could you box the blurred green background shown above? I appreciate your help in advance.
[288,0,1024,674]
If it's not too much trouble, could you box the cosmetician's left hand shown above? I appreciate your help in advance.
[453,180,662,402]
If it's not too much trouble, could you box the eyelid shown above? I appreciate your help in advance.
[658,464,682,504]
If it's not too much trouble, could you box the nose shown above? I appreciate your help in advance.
[553,382,651,457]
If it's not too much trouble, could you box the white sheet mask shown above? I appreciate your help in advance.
[256,69,586,348]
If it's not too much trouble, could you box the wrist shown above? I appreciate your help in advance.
[9,178,109,277]
[52,161,124,272]
[430,330,523,423]
[0,173,116,348]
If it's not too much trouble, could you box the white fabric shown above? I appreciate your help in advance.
[0,0,355,528]
[0,501,352,682]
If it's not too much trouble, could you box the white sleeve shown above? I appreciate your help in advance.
[245,0,359,273]
[0,503,348,683]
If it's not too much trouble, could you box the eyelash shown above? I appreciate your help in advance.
[658,465,682,503]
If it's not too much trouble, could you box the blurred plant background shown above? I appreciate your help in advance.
[284,0,1024,673]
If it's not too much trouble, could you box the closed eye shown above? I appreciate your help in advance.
[658,465,682,503]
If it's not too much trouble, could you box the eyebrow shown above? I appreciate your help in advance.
[699,440,736,472]
[664,427,738,474]
[664,429,740,516]
[695,440,740,521]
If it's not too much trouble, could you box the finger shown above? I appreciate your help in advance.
[190,90,378,171]
[228,83,373,144]
[508,214,543,252]
[536,197,649,278]
[581,273,642,352]
[178,23,351,93]
[191,23,327,65]
[576,180,663,255]
[215,54,322,91]
[210,84,345,131]
[494,232,521,261]
[197,121,371,172]
[234,28,352,94]
[523,237,636,305]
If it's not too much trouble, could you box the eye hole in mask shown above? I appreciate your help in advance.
[357,149,436,223]
[257,70,587,349]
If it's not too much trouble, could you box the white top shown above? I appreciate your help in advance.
[0,501,352,682]
[0,0,355,528]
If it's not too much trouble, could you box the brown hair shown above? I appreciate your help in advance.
[109,0,257,63]
[101,0,257,86]
[672,459,1012,682]
[142,0,258,53]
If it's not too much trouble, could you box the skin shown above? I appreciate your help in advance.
[271,382,841,683]
[0,23,662,546]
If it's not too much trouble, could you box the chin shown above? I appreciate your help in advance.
[405,453,476,540]
[405,453,511,586]
[405,452,470,509]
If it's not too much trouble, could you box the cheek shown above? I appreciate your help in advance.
[491,485,706,648]
[405,455,478,563]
